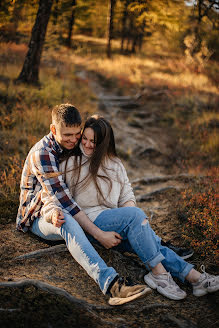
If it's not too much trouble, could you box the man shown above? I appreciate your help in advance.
[16,103,151,306]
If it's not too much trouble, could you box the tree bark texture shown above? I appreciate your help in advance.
[66,0,76,47]
[125,17,133,52]
[17,0,53,84]
[107,0,116,58]
[120,0,129,53]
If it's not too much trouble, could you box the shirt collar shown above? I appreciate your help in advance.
[49,132,64,155]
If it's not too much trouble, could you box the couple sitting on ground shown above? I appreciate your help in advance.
[16,104,219,306]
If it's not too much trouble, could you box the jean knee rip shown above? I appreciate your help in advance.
[141,218,149,225]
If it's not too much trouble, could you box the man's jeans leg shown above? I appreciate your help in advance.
[30,212,118,294]
[94,207,193,282]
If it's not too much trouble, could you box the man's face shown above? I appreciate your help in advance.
[51,123,81,150]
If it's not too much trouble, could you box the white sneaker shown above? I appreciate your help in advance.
[144,272,187,300]
[192,265,219,297]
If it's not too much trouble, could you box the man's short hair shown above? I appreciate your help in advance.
[52,103,82,126]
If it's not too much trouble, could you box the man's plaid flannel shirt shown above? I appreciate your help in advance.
[16,132,81,232]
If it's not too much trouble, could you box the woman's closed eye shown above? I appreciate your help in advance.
[82,135,95,144]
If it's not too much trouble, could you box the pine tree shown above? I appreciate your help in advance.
[66,0,77,47]
[107,0,116,58]
[17,0,53,84]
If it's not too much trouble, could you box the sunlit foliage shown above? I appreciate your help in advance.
[181,169,219,264]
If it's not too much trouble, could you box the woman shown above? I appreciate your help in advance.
[42,115,219,300]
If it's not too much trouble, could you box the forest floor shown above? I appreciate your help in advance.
[0,63,218,328]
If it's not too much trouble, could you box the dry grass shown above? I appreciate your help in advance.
[0,41,98,223]
[64,37,218,94]
[180,168,219,264]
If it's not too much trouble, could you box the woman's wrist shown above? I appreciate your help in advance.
[74,210,104,241]
[93,228,105,242]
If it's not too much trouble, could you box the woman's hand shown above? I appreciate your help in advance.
[97,231,123,249]
[51,209,65,227]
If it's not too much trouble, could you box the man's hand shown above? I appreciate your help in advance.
[51,209,65,227]
[97,231,123,249]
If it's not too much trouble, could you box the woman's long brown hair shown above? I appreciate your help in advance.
[65,115,119,205]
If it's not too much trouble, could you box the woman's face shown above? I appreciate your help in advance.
[81,127,96,156]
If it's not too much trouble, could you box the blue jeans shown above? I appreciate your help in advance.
[30,210,118,294]
[93,207,194,282]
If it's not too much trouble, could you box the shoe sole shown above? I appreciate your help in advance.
[193,286,219,297]
[181,252,194,260]
[144,275,187,301]
[193,290,208,297]
[108,287,152,306]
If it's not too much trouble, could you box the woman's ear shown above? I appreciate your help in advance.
[50,124,56,135]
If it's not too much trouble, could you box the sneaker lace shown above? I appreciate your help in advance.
[200,264,215,287]
[200,264,206,274]
[159,272,177,287]
[166,272,177,286]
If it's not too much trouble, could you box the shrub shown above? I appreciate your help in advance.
[0,156,24,224]
[180,168,218,264]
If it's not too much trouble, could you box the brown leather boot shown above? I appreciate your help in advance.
[108,277,152,306]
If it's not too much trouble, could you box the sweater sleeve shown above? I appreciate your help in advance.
[40,187,62,223]
[117,161,136,207]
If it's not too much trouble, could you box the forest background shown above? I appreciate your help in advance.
[0,0,218,326]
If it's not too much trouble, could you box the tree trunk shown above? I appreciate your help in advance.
[120,0,129,53]
[138,34,143,52]
[66,0,76,48]
[125,17,133,52]
[198,0,203,23]
[138,19,146,52]
[17,0,53,85]
[106,0,116,58]
[131,35,137,54]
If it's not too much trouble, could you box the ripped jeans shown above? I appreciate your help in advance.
[93,207,193,282]
[30,207,194,295]
[30,211,118,294]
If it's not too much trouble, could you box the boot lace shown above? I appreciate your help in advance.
[117,277,134,291]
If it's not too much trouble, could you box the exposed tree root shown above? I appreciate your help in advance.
[0,279,95,309]
[14,244,67,260]
[0,308,21,312]
[162,313,197,328]
[0,279,168,315]
[138,147,163,158]
[94,302,170,312]
[14,243,146,272]
[0,279,114,326]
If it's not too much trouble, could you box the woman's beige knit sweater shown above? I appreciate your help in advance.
[41,148,136,222]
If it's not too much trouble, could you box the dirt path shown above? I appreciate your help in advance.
[81,69,189,242]
[0,70,218,328]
